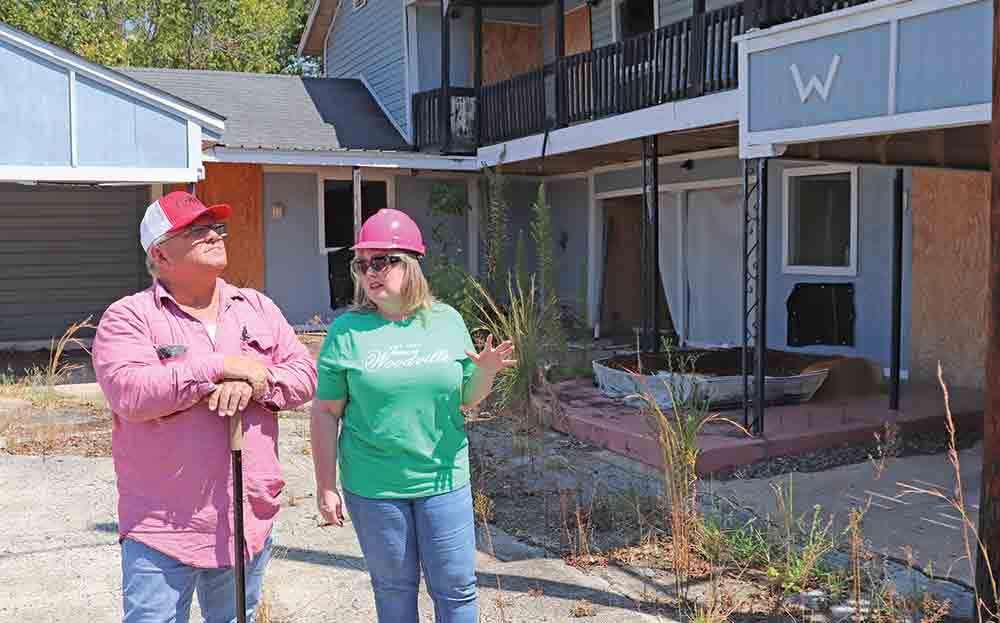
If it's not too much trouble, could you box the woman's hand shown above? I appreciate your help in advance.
[465,334,516,376]
[317,489,345,527]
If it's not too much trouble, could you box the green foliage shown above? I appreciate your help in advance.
[480,156,510,296]
[514,232,528,292]
[530,182,556,303]
[0,0,318,74]
[424,182,478,326]
[471,275,561,417]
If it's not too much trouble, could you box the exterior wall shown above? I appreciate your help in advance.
[549,178,591,315]
[0,39,188,169]
[263,172,328,326]
[191,163,265,290]
[394,176,469,267]
[0,184,148,341]
[417,3,475,90]
[765,161,912,370]
[326,0,407,134]
[910,168,988,390]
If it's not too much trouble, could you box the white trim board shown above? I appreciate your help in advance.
[594,176,748,200]
[744,104,990,153]
[781,164,859,277]
[0,23,224,133]
[207,147,479,171]
[478,90,739,168]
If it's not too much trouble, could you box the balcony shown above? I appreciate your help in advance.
[413,2,744,154]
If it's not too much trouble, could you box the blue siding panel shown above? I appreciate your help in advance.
[326,0,407,134]
[0,40,71,166]
[748,24,890,132]
[897,0,991,114]
[76,77,187,168]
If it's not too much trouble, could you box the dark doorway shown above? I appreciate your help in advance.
[621,0,655,39]
[325,179,386,309]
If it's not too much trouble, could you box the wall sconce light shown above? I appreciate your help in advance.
[680,159,694,171]
[271,201,286,220]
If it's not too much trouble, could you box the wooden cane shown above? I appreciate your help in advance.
[229,413,247,623]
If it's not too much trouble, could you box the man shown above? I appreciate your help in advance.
[92,190,317,623]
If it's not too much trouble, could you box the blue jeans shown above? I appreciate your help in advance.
[121,534,272,623]
[344,483,478,623]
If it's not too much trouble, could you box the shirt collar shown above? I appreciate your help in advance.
[153,278,244,310]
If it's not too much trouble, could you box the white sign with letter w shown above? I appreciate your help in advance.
[789,54,841,103]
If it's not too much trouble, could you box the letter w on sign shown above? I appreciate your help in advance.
[790,54,841,103]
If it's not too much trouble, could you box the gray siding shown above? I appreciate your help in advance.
[263,173,329,326]
[417,4,475,90]
[0,184,148,341]
[549,179,590,313]
[326,0,407,134]
[591,0,614,47]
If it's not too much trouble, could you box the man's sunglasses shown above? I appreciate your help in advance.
[160,222,227,244]
[350,254,406,275]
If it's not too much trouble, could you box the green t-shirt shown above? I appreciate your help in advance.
[315,303,477,499]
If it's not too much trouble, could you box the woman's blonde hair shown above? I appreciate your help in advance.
[352,252,435,316]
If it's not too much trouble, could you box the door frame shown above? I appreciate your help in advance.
[316,168,398,255]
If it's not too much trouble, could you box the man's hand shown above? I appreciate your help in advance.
[222,355,269,399]
[317,489,345,527]
[207,380,254,417]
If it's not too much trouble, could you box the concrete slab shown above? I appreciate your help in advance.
[0,420,675,623]
[705,443,982,586]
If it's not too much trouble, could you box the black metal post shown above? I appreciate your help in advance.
[555,0,566,128]
[229,416,247,623]
[890,168,904,411]
[742,159,752,431]
[648,136,660,352]
[688,0,707,98]
[754,158,769,436]
[474,0,483,147]
[441,1,452,153]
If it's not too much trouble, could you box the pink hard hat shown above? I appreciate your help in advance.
[352,208,426,256]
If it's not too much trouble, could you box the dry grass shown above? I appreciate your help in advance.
[569,599,596,617]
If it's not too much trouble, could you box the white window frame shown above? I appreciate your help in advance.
[317,169,397,255]
[782,164,859,277]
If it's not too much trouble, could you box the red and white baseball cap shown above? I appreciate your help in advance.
[140,191,232,252]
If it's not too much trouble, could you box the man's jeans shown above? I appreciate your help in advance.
[121,534,272,623]
[344,483,478,623]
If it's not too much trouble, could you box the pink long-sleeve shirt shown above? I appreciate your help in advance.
[92,279,317,568]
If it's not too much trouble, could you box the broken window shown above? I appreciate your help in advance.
[783,166,858,276]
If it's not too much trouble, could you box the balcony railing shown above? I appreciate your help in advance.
[413,3,743,152]
[412,87,478,154]
[744,0,874,29]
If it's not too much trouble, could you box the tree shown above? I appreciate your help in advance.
[0,0,318,74]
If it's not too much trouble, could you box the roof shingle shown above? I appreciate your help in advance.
[120,67,411,153]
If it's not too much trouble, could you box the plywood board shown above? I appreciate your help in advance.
[545,5,593,56]
[191,163,266,290]
[481,21,543,85]
[910,167,988,390]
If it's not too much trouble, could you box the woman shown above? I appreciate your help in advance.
[310,208,514,623]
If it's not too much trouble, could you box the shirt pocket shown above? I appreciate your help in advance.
[240,328,276,365]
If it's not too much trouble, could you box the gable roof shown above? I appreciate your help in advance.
[120,68,410,153]
[299,0,340,58]
[0,21,225,134]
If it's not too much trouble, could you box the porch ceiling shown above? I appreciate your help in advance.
[495,123,740,175]
[781,124,989,172]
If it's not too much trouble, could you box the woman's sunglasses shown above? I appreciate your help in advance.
[350,254,405,275]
